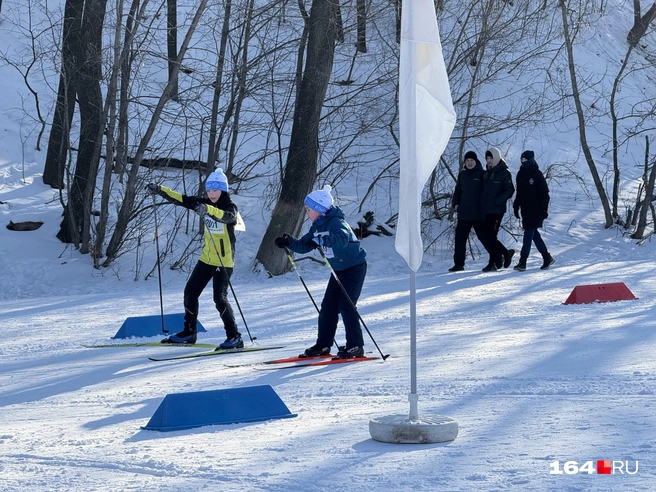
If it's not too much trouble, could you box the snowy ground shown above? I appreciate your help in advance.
[1,163,655,490]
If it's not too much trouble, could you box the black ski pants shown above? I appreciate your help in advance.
[453,219,490,268]
[483,213,509,264]
[316,261,367,350]
[184,260,239,338]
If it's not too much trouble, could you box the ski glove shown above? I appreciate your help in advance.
[274,234,291,249]
[194,203,208,218]
[146,183,160,195]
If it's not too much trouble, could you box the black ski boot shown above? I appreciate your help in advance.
[482,262,498,272]
[540,253,555,270]
[513,257,527,272]
[161,321,197,344]
[300,344,331,358]
[335,346,365,359]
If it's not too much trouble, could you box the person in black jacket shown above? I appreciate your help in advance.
[448,151,490,272]
[146,169,242,347]
[481,147,515,272]
[512,151,555,271]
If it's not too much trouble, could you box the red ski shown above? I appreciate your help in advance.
[224,353,335,368]
[254,356,379,370]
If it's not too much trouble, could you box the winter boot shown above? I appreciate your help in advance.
[513,257,527,272]
[162,321,197,345]
[300,344,331,358]
[482,262,498,272]
[335,346,365,359]
[219,334,244,349]
[495,256,503,269]
[503,249,515,269]
[540,253,555,270]
[448,265,464,272]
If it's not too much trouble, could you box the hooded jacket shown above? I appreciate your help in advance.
[513,158,550,229]
[481,148,515,215]
[288,206,366,271]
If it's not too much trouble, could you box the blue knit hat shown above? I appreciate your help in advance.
[206,168,229,192]
[304,185,333,214]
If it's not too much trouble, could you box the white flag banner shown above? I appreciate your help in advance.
[394,0,457,272]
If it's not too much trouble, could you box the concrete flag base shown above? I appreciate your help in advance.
[369,414,458,444]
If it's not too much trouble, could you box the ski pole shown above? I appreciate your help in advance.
[283,247,341,352]
[203,214,256,342]
[152,195,168,334]
[315,246,389,360]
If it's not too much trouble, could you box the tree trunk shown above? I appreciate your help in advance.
[558,0,613,228]
[356,0,367,53]
[115,0,141,178]
[56,0,108,246]
[206,0,232,173]
[42,0,80,189]
[255,0,339,275]
[632,137,656,239]
[628,1,656,47]
[167,0,179,102]
[103,0,209,266]
[610,44,634,221]
[227,0,255,178]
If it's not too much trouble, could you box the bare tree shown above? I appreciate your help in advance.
[255,0,340,275]
[56,0,108,246]
[167,0,179,101]
[628,1,656,47]
[103,0,209,266]
[42,0,80,189]
[558,0,612,228]
[631,137,656,239]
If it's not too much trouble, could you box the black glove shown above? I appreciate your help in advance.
[274,234,291,249]
[194,203,207,217]
[146,183,160,195]
[514,209,520,220]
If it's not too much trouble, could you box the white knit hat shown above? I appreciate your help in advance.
[304,185,334,214]
[206,168,229,192]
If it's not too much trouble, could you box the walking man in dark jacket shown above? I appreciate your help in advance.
[449,151,489,272]
[512,151,555,271]
[481,147,515,272]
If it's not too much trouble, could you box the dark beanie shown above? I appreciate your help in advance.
[521,150,535,161]
[464,151,478,161]
[485,150,493,160]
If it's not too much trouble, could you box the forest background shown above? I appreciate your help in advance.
[2,0,655,280]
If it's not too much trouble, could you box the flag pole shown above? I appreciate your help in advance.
[409,269,418,420]
[369,0,458,444]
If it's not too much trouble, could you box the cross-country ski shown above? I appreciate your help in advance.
[148,345,285,362]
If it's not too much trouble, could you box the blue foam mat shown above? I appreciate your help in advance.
[142,385,297,431]
[113,313,206,339]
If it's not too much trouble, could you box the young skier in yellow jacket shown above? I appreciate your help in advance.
[146,168,242,348]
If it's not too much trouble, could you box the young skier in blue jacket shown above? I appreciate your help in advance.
[275,185,367,359]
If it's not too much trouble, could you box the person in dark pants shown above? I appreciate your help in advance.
[146,169,242,348]
[275,185,367,359]
[449,151,489,272]
[512,151,555,271]
[481,147,515,272]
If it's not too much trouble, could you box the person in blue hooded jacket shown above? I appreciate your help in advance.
[275,185,367,359]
